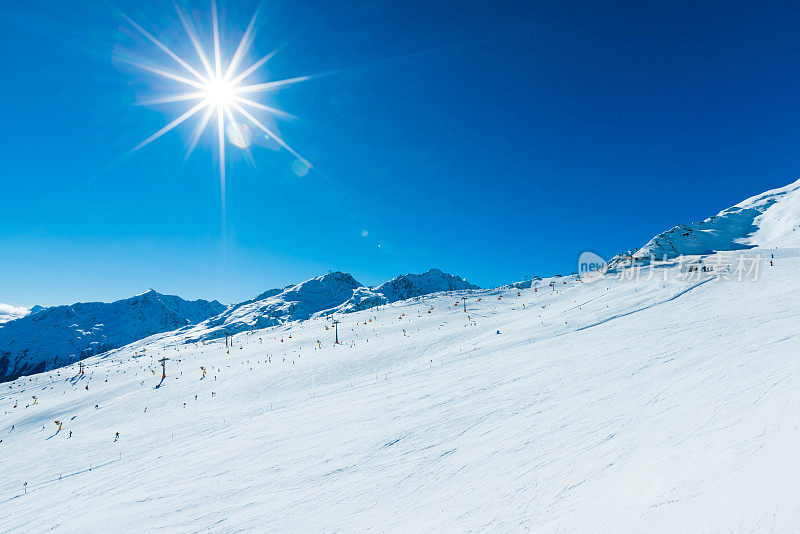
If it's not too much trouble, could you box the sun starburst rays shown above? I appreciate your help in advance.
[127,0,311,182]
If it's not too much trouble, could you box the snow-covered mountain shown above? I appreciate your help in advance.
[0,304,32,324]
[183,272,363,340]
[0,305,49,325]
[377,268,479,301]
[336,269,479,313]
[633,178,800,258]
[1,270,478,381]
[3,181,800,530]
[3,238,800,530]
[0,290,225,383]
[182,269,479,340]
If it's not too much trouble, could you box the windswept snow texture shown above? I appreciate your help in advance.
[184,269,479,340]
[2,250,799,531]
[635,178,800,258]
[0,291,225,383]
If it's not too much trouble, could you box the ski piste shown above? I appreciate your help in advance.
[2,179,800,530]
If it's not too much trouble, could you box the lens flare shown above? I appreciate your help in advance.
[227,122,252,149]
[124,1,311,209]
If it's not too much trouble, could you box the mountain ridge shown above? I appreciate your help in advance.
[0,291,226,383]
[0,269,478,381]
[4,178,800,382]
[632,178,800,259]
[181,268,479,341]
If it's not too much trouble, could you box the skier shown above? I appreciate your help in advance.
[55,420,62,432]
[201,366,206,378]
[114,432,119,442]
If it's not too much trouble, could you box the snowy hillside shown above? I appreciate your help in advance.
[375,268,478,301]
[2,182,800,530]
[183,272,363,340]
[180,269,479,341]
[634,178,800,258]
[336,268,479,313]
[0,291,225,383]
[0,270,478,383]
[1,247,798,531]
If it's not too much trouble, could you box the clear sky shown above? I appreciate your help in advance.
[3,0,800,307]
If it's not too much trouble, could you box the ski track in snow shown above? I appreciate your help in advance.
[1,251,800,531]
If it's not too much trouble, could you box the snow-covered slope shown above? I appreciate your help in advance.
[0,290,225,383]
[336,268,479,313]
[634,178,800,258]
[375,268,478,301]
[184,272,363,340]
[4,182,800,530]
[182,269,479,340]
[0,271,479,382]
[1,248,798,531]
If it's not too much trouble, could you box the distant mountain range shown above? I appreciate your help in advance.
[6,177,800,384]
[177,269,479,342]
[0,291,225,383]
[0,269,478,382]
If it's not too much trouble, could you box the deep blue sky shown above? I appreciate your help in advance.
[2,0,800,306]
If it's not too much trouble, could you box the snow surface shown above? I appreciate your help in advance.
[634,178,800,258]
[1,249,798,531]
[0,270,477,385]
[2,182,800,531]
[179,269,478,341]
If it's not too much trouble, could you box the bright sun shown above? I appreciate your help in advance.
[204,77,236,108]
[124,0,312,204]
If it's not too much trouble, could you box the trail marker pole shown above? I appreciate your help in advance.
[158,357,169,379]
